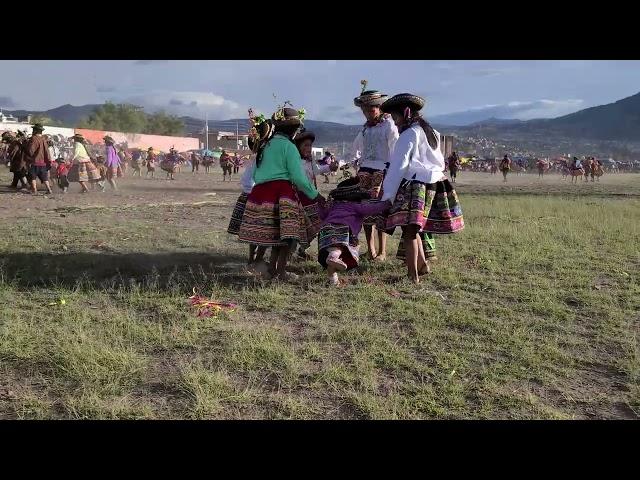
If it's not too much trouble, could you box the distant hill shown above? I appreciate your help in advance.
[5,104,101,126]
[7,91,640,144]
[453,92,640,141]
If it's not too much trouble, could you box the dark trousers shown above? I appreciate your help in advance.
[11,172,27,188]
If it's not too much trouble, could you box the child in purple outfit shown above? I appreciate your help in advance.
[317,177,390,286]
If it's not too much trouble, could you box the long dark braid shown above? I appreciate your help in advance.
[400,112,438,150]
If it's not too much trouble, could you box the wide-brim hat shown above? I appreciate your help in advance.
[31,123,45,132]
[354,90,388,108]
[71,133,85,142]
[272,107,303,128]
[380,93,426,114]
[103,135,115,143]
[329,177,371,202]
[295,128,315,144]
[1,131,15,142]
[55,157,66,163]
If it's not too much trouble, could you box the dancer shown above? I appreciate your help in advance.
[292,128,338,260]
[161,147,179,180]
[55,157,70,193]
[67,133,102,193]
[191,151,200,174]
[220,150,232,181]
[500,154,511,182]
[237,105,322,281]
[351,80,399,262]
[2,131,29,190]
[146,148,157,178]
[448,151,461,183]
[103,136,120,190]
[24,123,53,195]
[379,93,464,283]
[317,177,390,286]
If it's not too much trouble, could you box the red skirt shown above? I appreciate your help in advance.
[238,180,307,246]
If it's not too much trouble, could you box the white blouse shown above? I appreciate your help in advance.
[381,123,446,202]
[302,159,332,185]
[351,115,399,171]
[240,158,256,193]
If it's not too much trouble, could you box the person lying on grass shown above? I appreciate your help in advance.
[317,177,391,286]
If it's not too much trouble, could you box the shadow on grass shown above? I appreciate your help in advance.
[0,251,255,291]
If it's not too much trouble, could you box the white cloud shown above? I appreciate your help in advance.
[114,90,246,119]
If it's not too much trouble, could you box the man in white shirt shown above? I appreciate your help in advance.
[351,84,399,261]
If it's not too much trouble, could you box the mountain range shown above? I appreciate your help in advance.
[4,91,640,145]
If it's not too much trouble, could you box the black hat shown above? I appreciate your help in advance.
[380,93,426,114]
[71,133,85,142]
[31,123,45,133]
[103,135,115,144]
[55,157,66,163]
[329,177,371,202]
[1,131,15,142]
[295,128,315,144]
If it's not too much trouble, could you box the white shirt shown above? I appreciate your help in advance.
[351,115,399,171]
[381,123,446,202]
[240,158,256,193]
[302,158,332,185]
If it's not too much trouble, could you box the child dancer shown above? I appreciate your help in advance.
[55,157,70,193]
[317,178,390,286]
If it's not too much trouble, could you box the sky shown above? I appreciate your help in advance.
[1,60,640,124]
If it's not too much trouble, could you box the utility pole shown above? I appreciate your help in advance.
[205,111,209,151]
[236,121,239,151]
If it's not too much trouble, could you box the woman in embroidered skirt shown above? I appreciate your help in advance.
[237,106,323,281]
[103,136,120,190]
[350,82,399,262]
[380,93,464,283]
[290,128,338,260]
[67,133,102,193]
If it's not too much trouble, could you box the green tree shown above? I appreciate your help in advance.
[78,102,184,136]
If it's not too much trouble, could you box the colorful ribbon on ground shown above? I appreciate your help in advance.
[188,288,237,317]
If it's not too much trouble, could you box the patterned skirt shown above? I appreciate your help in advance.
[385,179,464,234]
[317,223,359,270]
[106,165,118,180]
[68,162,101,183]
[161,160,177,173]
[238,180,306,247]
[357,167,385,226]
[228,192,248,236]
[298,192,322,242]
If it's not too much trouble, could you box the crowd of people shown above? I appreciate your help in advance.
[1,126,253,193]
[227,82,464,285]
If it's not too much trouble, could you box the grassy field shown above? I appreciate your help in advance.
[0,169,638,419]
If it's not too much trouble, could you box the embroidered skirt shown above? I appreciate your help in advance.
[317,223,359,270]
[385,179,464,234]
[68,161,101,183]
[238,180,306,246]
[356,167,385,226]
[228,192,249,236]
